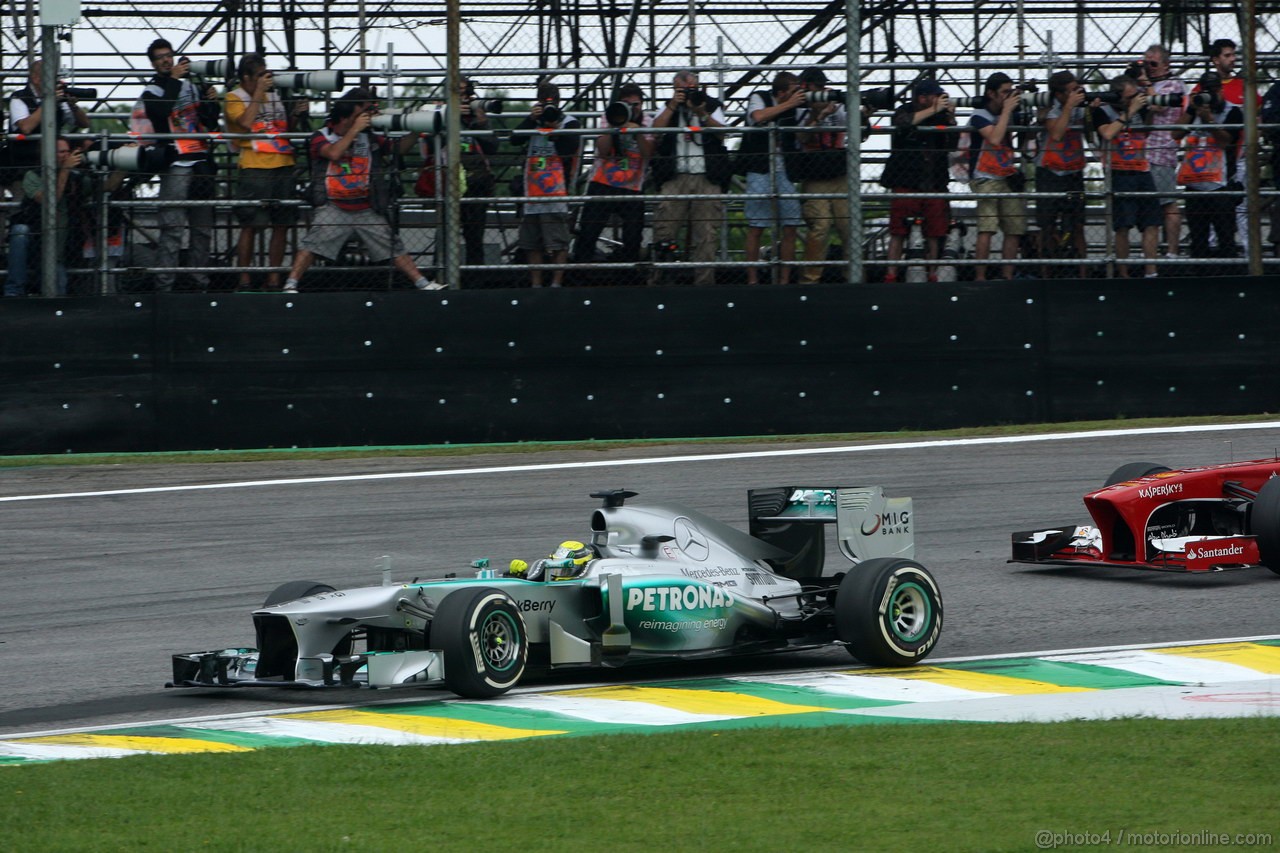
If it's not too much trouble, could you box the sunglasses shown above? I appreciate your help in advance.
[1144,60,1160,67]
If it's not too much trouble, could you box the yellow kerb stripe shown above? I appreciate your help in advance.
[848,666,1093,695]
[19,734,250,754]
[558,685,831,716]
[1152,642,1280,675]
[292,709,566,741]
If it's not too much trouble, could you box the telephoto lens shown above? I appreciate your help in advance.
[860,87,897,111]
[604,101,632,127]
[539,103,564,125]
[184,58,232,80]
[682,87,707,108]
[82,145,165,172]
[273,70,345,92]
[952,95,988,109]
[1191,92,1213,107]
[371,107,446,134]
[63,86,98,100]
[806,89,847,105]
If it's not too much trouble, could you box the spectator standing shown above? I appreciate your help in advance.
[1034,71,1091,277]
[1138,45,1188,259]
[967,72,1026,281]
[137,39,221,291]
[573,83,654,278]
[284,89,434,293]
[794,68,867,284]
[455,77,500,268]
[511,82,582,288]
[225,54,307,290]
[1171,71,1242,260]
[1094,75,1160,278]
[1263,79,1280,257]
[740,71,808,285]
[879,79,956,283]
[649,70,732,286]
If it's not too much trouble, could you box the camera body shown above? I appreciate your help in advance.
[860,87,897,112]
[273,70,345,92]
[538,100,563,126]
[806,89,847,105]
[680,87,707,108]
[82,145,166,173]
[1190,92,1214,108]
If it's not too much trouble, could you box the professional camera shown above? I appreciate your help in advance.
[806,89,847,105]
[604,101,633,127]
[81,144,167,172]
[180,57,232,81]
[1148,93,1185,108]
[860,87,897,112]
[681,86,707,108]
[463,96,504,115]
[537,100,563,126]
[1086,90,1123,104]
[952,95,987,109]
[273,70,345,92]
[371,107,446,134]
[1190,91,1214,108]
[62,86,97,100]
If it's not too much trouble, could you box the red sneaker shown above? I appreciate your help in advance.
[883,270,899,283]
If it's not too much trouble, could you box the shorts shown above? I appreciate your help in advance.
[973,178,1027,236]
[1112,170,1162,232]
[1034,169,1085,233]
[235,167,300,226]
[297,204,403,262]
[744,170,804,228]
[1149,164,1179,208]
[517,213,572,253]
[888,192,950,238]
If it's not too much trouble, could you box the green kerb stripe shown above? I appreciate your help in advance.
[939,658,1179,689]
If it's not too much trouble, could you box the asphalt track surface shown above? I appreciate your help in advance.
[2,423,1278,736]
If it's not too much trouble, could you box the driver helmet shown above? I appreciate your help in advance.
[548,540,594,580]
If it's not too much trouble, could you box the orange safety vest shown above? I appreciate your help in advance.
[1109,130,1148,172]
[1176,131,1227,187]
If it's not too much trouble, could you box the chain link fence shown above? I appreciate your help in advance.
[2,3,1278,294]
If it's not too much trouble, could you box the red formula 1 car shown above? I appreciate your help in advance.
[1011,459,1280,575]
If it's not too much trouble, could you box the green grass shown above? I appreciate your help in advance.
[3,718,1276,851]
[1,413,1275,468]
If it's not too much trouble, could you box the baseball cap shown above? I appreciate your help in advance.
[799,68,829,86]
[913,79,945,97]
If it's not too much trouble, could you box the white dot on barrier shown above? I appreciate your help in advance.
[366,392,373,398]
[54,363,61,369]
[658,304,665,310]
[508,341,515,347]
[1097,331,1104,337]
[586,395,594,401]
[866,345,874,351]
[949,335,958,341]
[950,296,958,302]
[799,295,807,302]
[726,302,735,308]
[721,346,729,352]
[207,347,215,353]
[584,345,592,351]
[1169,387,1176,393]
[657,393,665,399]
[511,300,519,306]
[510,398,518,404]
[62,404,69,409]
[282,348,290,354]
[365,301,374,307]
[441,299,449,306]
[1024,343,1031,349]
[1240,385,1247,391]
[800,340,808,346]
[583,299,591,306]
[364,340,372,346]
[134,302,142,308]
[656,349,663,355]
[1097,380,1105,386]
[210,301,218,308]
[871,305,879,311]
[1026,298,1034,305]
[436,347,444,353]
[132,354,139,360]
[1238,334,1246,340]
[1167,332,1175,338]
[951,385,959,391]
[287,404,294,410]
[286,302,294,308]
[798,392,806,398]
[723,398,731,404]
[1098,295,1106,302]
[212,399,218,405]
[1026,390,1034,396]
[1238,292,1246,298]
[438,399,446,405]
[873,390,880,397]
[55,310,63,317]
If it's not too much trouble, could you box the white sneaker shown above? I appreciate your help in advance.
[416,281,447,291]
[282,281,298,293]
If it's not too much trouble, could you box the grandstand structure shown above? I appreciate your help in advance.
[2,1,1273,106]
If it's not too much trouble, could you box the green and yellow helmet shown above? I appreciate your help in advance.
[548,540,594,579]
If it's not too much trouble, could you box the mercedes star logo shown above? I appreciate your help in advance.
[673,517,710,561]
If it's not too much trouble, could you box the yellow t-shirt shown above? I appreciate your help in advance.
[225,88,296,170]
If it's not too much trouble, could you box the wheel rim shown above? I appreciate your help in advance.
[481,611,521,672]
[888,582,931,642]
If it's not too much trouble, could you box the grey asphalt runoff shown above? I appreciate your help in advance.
[2,426,1278,735]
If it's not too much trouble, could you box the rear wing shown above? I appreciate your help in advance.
[748,486,914,578]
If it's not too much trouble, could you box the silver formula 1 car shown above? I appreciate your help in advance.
[168,486,943,699]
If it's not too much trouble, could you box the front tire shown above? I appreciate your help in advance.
[1251,478,1280,576]
[836,558,943,667]
[433,588,528,698]
[1103,462,1171,487]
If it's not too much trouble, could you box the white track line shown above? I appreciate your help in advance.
[4,421,1279,503]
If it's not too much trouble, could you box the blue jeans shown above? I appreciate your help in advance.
[4,223,68,297]
[5,223,30,297]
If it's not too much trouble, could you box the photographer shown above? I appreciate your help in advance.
[740,71,808,285]
[1134,45,1187,259]
[572,83,654,280]
[1093,75,1160,278]
[283,89,433,293]
[794,68,864,284]
[225,53,309,291]
[1034,70,1092,277]
[510,81,581,288]
[648,70,731,286]
[965,73,1027,281]
[454,77,500,268]
[138,38,222,291]
[1171,71,1242,261]
[5,137,93,296]
[4,60,91,242]
[879,80,957,283]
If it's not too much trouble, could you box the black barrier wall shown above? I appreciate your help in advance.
[1,278,1275,455]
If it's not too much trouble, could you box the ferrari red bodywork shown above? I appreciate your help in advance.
[1011,459,1280,574]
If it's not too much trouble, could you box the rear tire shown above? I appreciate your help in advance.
[434,588,528,698]
[1251,478,1280,576]
[836,558,943,667]
[1103,462,1171,487]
